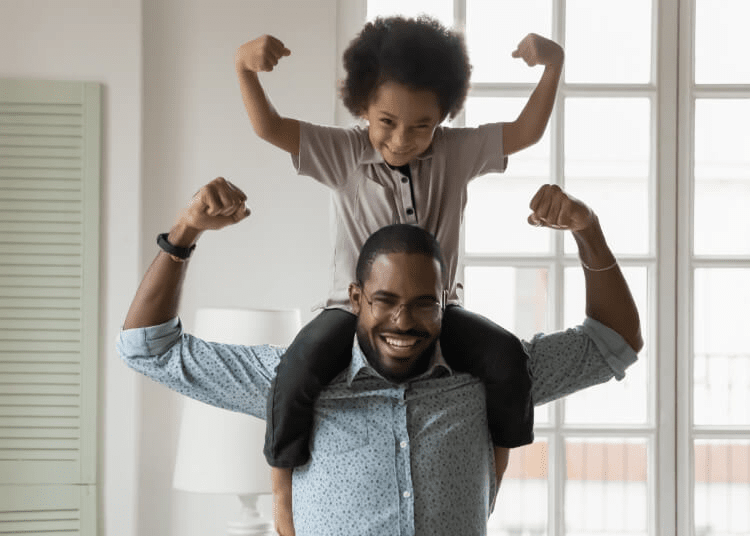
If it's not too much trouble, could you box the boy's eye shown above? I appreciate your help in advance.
[380,118,394,126]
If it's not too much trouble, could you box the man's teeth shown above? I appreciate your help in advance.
[384,336,418,348]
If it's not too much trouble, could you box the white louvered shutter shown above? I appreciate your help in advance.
[0,79,99,533]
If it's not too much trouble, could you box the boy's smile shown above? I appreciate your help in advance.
[361,81,443,167]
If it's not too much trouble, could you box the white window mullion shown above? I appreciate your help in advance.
[677,0,696,535]
[656,0,680,534]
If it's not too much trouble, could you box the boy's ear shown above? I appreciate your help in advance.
[348,283,362,315]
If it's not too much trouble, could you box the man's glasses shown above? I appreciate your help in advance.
[360,287,445,324]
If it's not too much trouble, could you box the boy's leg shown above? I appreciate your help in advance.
[440,305,534,447]
[264,308,357,467]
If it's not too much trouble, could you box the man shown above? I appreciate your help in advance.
[117,177,642,536]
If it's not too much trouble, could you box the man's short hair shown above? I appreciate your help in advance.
[340,15,472,121]
[356,224,447,286]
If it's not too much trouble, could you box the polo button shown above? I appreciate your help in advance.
[400,441,407,449]
[406,208,414,215]
[403,491,411,498]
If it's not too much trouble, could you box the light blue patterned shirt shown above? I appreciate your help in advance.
[117,316,637,536]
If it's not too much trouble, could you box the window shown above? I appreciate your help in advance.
[341,1,750,535]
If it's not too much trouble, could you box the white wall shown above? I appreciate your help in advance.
[141,0,337,534]
[0,0,341,534]
[0,1,142,535]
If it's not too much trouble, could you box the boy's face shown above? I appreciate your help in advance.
[361,81,443,167]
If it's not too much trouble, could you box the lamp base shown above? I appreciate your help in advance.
[226,494,274,536]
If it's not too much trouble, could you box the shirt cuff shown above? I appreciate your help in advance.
[581,317,638,381]
[117,316,183,357]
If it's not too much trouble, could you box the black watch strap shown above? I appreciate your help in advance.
[157,233,196,259]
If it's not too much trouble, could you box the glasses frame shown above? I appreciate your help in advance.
[358,285,447,324]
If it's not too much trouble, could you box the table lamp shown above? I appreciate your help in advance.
[173,307,301,536]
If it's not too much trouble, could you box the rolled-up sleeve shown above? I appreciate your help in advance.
[526,317,639,406]
[116,317,284,420]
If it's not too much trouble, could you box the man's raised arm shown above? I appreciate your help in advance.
[527,184,643,352]
[123,177,250,330]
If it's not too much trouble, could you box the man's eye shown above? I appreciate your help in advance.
[374,297,397,307]
[380,118,394,126]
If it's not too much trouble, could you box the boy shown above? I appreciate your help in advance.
[235,15,564,533]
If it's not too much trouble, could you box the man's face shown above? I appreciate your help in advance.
[349,252,444,383]
[361,81,443,167]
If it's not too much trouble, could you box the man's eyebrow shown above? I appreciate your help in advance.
[371,290,438,301]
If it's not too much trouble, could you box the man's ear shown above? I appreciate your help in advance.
[348,283,362,315]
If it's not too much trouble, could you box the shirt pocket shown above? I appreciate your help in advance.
[311,397,370,456]
[354,175,397,229]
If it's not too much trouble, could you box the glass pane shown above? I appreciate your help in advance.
[488,440,549,535]
[695,440,750,536]
[464,266,550,423]
[565,0,652,83]
[366,0,454,26]
[564,98,651,255]
[466,0,552,84]
[566,437,649,536]
[694,99,750,255]
[563,177,650,255]
[466,176,552,255]
[695,0,750,84]
[565,98,651,179]
[564,267,649,425]
[465,97,551,178]
[694,269,750,426]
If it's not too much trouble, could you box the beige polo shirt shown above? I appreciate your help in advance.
[293,120,507,310]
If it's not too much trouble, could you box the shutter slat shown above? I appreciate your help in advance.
[0,319,81,331]
[0,189,82,202]
[0,114,83,127]
[0,177,81,190]
[0,372,80,385]
[0,168,82,180]
[0,124,81,137]
[0,222,81,235]
[0,287,82,299]
[0,427,79,439]
[0,340,81,352]
[0,134,82,148]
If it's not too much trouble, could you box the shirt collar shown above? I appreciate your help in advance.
[358,126,438,165]
[346,335,453,387]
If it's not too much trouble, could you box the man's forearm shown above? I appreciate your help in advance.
[573,217,643,352]
[122,223,201,330]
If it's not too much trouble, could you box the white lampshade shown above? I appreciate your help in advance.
[172,308,301,495]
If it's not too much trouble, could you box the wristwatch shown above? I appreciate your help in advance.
[156,232,196,260]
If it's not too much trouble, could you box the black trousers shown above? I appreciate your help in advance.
[263,305,534,467]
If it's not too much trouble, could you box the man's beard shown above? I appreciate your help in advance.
[355,324,437,384]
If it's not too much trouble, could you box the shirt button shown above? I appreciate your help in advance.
[406,208,414,215]
[401,177,408,183]
[403,491,411,498]
[400,441,407,449]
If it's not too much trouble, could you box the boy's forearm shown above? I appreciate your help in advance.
[235,66,300,154]
[510,64,563,152]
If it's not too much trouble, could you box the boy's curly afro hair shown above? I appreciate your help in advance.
[340,15,472,121]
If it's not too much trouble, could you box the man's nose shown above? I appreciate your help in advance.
[391,303,415,325]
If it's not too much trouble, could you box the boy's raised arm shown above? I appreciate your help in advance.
[235,35,301,156]
[502,33,564,156]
